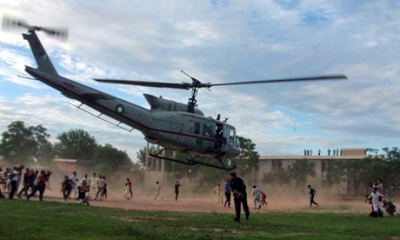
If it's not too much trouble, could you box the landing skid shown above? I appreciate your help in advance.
[149,149,236,171]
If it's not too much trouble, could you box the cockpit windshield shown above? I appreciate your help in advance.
[228,127,237,146]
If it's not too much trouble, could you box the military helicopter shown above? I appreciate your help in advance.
[3,16,347,170]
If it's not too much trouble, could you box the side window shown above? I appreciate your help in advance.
[194,122,200,134]
[229,128,235,144]
[202,123,214,137]
[188,121,200,134]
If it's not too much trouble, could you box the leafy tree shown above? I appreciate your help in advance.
[0,121,53,163]
[287,159,316,188]
[136,145,163,171]
[262,169,291,186]
[94,163,112,175]
[326,159,346,194]
[54,129,97,160]
[92,144,133,173]
[230,136,260,177]
[136,145,196,176]
[196,157,230,186]
[344,147,400,195]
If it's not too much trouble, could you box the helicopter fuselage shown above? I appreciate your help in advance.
[23,31,241,161]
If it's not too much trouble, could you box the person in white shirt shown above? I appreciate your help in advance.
[213,184,223,204]
[154,181,162,200]
[95,175,105,201]
[88,173,99,200]
[366,187,383,217]
[124,183,130,200]
[70,171,79,199]
[252,185,261,209]
[9,165,24,199]
[373,179,384,201]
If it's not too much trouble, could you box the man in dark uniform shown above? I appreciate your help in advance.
[229,172,250,222]
[308,185,319,207]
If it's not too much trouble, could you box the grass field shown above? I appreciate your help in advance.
[1,200,399,240]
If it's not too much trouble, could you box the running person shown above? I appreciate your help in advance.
[154,181,162,200]
[260,190,267,206]
[126,178,133,199]
[77,180,90,206]
[214,183,224,203]
[224,179,231,208]
[308,185,319,207]
[366,187,383,217]
[252,185,261,209]
[61,175,73,201]
[124,183,130,199]
[70,171,79,199]
[174,181,181,201]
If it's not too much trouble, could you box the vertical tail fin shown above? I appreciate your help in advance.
[23,31,58,76]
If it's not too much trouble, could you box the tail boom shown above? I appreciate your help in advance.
[23,31,58,76]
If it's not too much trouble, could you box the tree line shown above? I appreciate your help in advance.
[0,121,133,174]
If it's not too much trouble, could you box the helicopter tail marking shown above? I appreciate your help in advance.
[81,93,114,101]
[23,32,58,76]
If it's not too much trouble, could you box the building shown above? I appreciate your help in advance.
[256,148,369,194]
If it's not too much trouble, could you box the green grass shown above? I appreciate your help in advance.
[1,200,399,240]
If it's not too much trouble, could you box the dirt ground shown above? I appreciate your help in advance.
[34,187,385,215]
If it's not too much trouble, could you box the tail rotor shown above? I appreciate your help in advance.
[2,15,68,40]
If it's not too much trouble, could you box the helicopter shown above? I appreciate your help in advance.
[3,16,347,170]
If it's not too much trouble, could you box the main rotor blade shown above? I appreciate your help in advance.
[94,74,347,90]
[93,79,193,90]
[208,74,347,87]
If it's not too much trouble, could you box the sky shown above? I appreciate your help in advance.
[0,0,399,162]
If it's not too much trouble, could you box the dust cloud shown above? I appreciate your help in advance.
[36,174,372,214]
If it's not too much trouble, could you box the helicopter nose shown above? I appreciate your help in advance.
[227,145,241,158]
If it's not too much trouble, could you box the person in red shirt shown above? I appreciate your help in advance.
[27,170,50,201]
[126,178,132,199]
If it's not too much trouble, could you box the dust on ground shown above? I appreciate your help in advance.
[29,187,384,215]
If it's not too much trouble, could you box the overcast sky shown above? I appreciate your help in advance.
[0,0,399,161]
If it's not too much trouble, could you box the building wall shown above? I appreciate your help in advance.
[256,151,367,195]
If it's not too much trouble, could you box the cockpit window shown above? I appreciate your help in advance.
[188,121,200,134]
[203,123,214,137]
[229,128,236,145]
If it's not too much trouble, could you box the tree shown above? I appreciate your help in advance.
[92,143,133,173]
[230,136,260,177]
[54,129,97,160]
[136,145,162,171]
[262,169,291,186]
[0,121,53,163]
[287,159,316,188]
[136,145,198,182]
[344,148,400,196]
[326,159,346,194]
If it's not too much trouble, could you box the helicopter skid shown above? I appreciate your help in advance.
[149,150,236,171]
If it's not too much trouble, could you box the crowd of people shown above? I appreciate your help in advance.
[2,164,398,222]
[303,148,342,156]
[0,165,109,206]
[0,165,52,201]
[60,172,108,205]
